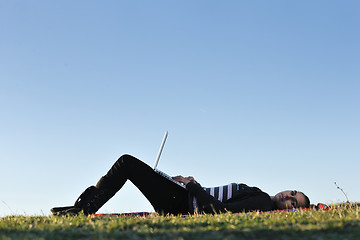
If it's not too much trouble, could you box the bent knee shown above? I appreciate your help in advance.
[116,154,140,165]
[113,154,149,173]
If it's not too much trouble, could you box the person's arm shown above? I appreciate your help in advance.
[186,182,272,213]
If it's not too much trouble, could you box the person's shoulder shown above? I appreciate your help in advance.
[252,191,273,211]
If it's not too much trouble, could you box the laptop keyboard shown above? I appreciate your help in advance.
[154,169,186,189]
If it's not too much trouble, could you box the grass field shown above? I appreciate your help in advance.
[1,203,359,240]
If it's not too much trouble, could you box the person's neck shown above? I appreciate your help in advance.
[270,196,277,209]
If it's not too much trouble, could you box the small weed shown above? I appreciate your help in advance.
[334,182,350,203]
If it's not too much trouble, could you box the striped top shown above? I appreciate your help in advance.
[192,183,239,211]
[205,183,238,202]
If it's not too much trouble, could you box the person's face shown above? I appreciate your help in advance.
[274,190,307,209]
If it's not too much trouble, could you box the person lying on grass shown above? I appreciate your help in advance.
[51,154,310,215]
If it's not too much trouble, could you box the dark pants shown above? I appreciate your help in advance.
[96,154,190,215]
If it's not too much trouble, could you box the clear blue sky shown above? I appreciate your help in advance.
[1,1,359,216]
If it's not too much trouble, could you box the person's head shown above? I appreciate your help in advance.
[273,190,310,209]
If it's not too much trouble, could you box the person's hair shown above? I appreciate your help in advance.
[300,192,310,208]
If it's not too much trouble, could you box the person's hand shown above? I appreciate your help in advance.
[186,176,197,183]
[172,175,197,185]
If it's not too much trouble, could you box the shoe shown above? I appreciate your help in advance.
[74,186,114,215]
[51,206,81,215]
[51,185,115,216]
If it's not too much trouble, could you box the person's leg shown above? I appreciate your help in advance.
[96,154,190,215]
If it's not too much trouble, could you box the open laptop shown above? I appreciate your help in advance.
[153,131,186,189]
